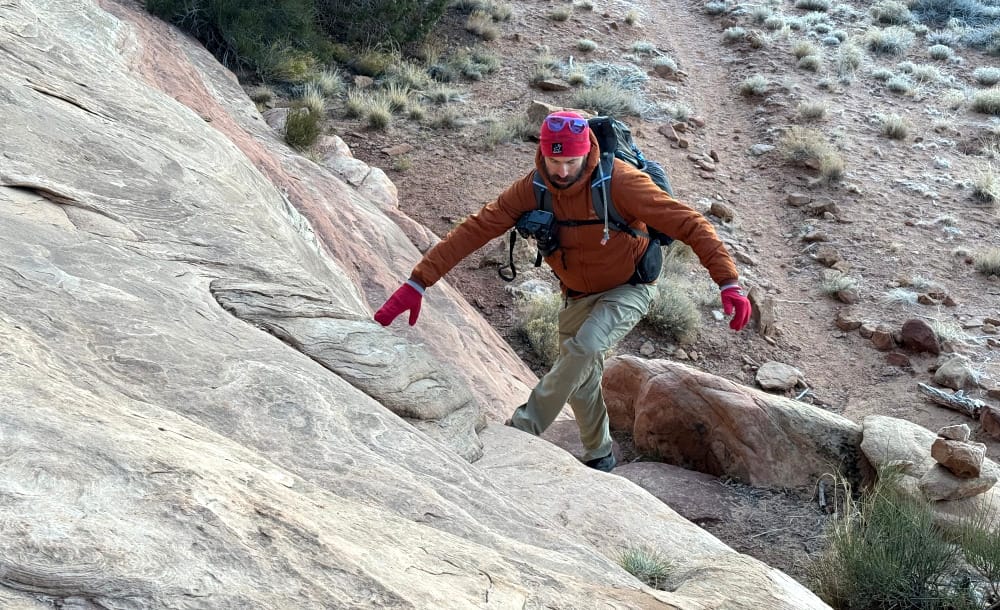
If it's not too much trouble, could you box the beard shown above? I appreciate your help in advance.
[550,166,585,188]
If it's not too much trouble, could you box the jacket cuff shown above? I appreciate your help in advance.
[405,278,426,294]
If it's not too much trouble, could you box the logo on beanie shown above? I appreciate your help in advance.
[551,143,563,155]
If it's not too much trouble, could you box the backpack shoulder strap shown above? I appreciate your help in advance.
[591,158,643,238]
[532,170,550,212]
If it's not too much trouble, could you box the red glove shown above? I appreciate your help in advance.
[374,281,423,326]
[720,285,751,331]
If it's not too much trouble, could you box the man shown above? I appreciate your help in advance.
[374,111,750,472]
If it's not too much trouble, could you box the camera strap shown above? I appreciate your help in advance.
[498,229,542,282]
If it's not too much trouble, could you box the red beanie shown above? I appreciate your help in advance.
[539,111,591,158]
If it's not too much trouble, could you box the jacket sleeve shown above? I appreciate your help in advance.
[410,172,538,288]
[612,162,739,286]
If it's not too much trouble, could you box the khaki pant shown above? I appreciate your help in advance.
[508,283,656,461]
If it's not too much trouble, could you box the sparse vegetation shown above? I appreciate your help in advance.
[739,74,769,96]
[797,54,822,71]
[940,88,966,110]
[972,88,1000,115]
[646,278,703,344]
[819,271,859,295]
[798,100,828,120]
[548,7,571,21]
[836,44,864,77]
[886,75,914,94]
[653,56,678,75]
[632,41,657,55]
[871,0,912,24]
[780,126,844,180]
[571,82,641,117]
[723,27,747,42]
[577,38,599,52]
[928,44,953,60]
[515,291,562,365]
[910,63,942,83]
[973,247,1000,277]
[704,1,728,16]
[618,546,674,590]
[285,106,323,149]
[484,115,537,148]
[465,9,500,40]
[974,67,1000,86]
[973,163,1000,205]
[624,8,639,25]
[793,40,819,59]
[864,26,916,55]
[794,0,831,11]
[809,468,984,609]
[879,113,909,139]
[931,318,968,344]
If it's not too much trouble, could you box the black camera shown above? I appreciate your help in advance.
[515,210,559,256]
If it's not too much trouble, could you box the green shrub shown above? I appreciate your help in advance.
[798,54,822,71]
[972,88,1000,115]
[723,26,747,42]
[809,469,977,609]
[577,38,598,52]
[146,0,326,81]
[314,0,449,46]
[887,75,914,94]
[285,107,322,149]
[646,278,702,344]
[515,292,563,365]
[618,546,674,590]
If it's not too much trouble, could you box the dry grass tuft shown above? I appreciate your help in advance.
[879,113,909,139]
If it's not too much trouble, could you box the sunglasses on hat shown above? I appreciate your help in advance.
[545,115,588,134]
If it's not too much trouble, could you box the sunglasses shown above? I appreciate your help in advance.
[545,115,588,134]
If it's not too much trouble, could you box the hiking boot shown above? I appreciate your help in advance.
[584,453,616,472]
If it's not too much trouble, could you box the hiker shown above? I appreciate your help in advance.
[374,110,750,472]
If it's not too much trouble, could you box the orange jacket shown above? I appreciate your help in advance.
[411,131,738,294]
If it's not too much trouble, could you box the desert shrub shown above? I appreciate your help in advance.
[381,82,412,113]
[577,38,598,52]
[723,26,747,42]
[704,1,728,15]
[364,94,393,129]
[940,88,966,110]
[248,85,275,104]
[871,0,913,24]
[548,7,571,20]
[822,35,842,46]
[575,0,594,10]
[515,292,563,365]
[973,163,1000,205]
[424,85,463,104]
[793,39,819,58]
[663,102,693,122]
[284,107,322,148]
[146,0,331,82]
[484,115,537,148]
[653,56,678,75]
[871,67,895,81]
[973,247,1000,276]
[880,287,919,305]
[465,9,499,40]
[798,54,822,71]
[646,279,702,344]
[571,82,641,116]
[910,63,943,83]
[567,70,589,86]
[809,469,977,609]
[931,318,969,344]
[349,48,397,77]
[928,44,953,59]
[794,0,830,11]
[751,5,773,22]
[819,271,858,295]
[798,100,828,119]
[927,29,960,45]
[864,26,916,55]
[764,15,785,30]
[887,75,914,93]
[624,8,639,24]
[633,41,657,55]
[910,0,994,29]
[780,126,843,180]
[974,67,1000,86]
[837,43,864,76]
[314,0,449,46]
[618,546,674,590]
[972,88,1000,114]
[879,113,909,139]
[739,74,769,95]
[958,516,1000,604]
[429,106,462,129]
[385,61,432,90]
[298,83,326,115]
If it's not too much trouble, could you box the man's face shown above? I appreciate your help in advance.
[544,156,587,189]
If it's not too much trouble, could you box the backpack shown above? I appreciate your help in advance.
[498,116,675,282]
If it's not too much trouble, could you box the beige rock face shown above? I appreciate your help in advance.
[603,355,863,487]
[0,1,830,607]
